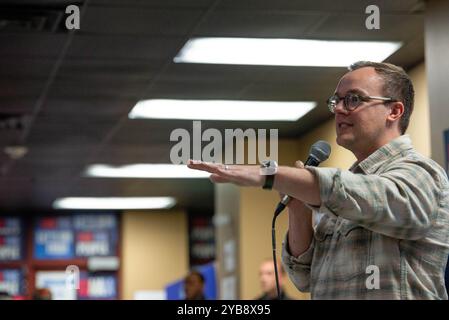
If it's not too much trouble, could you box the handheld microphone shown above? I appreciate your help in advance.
[274,140,331,216]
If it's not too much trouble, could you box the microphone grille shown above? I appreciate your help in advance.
[309,140,331,162]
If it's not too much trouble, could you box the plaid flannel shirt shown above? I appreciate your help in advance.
[282,135,449,299]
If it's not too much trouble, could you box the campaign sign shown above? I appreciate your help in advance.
[34,215,117,259]
[0,217,22,261]
[73,215,116,230]
[0,269,22,296]
[0,236,21,261]
[78,272,117,299]
[0,217,21,235]
[74,215,118,257]
[76,231,111,257]
[34,217,75,259]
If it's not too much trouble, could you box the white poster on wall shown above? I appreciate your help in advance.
[220,276,236,300]
[134,290,166,300]
[223,240,236,272]
[35,271,77,300]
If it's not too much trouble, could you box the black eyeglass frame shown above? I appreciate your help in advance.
[327,93,397,113]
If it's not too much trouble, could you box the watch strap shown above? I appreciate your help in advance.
[263,174,275,190]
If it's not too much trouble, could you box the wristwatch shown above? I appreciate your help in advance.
[260,160,278,190]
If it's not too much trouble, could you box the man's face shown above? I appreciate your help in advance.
[184,274,204,299]
[259,261,280,293]
[333,67,391,155]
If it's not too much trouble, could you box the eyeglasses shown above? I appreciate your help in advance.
[327,93,397,113]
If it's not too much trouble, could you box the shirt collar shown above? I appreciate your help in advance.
[349,134,414,174]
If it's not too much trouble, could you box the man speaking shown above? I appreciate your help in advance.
[187,61,449,299]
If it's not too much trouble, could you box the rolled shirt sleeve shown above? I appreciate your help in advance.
[305,158,441,240]
[281,232,314,292]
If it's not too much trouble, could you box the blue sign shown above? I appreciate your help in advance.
[0,217,22,261]
[34,215,118,259]
[0,269,22,296]
[74,215,118,257]
[34,229,75,259]
[78,272,117,300]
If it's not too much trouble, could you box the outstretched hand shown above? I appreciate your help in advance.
[186,159,265,187]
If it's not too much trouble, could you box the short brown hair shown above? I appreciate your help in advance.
[349,61,415,134]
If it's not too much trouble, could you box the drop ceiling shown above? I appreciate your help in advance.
[0,0,425,213]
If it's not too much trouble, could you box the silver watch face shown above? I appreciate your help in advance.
[259,160,278,175]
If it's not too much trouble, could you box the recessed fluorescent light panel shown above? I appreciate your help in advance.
[53,197,176,210]
[129,99,316,121]
[85,164,210,178]
[173,38,402,67]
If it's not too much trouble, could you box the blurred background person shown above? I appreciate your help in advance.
[33,288,52,300]
[256,258,291,300]
[184,270,206,300]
